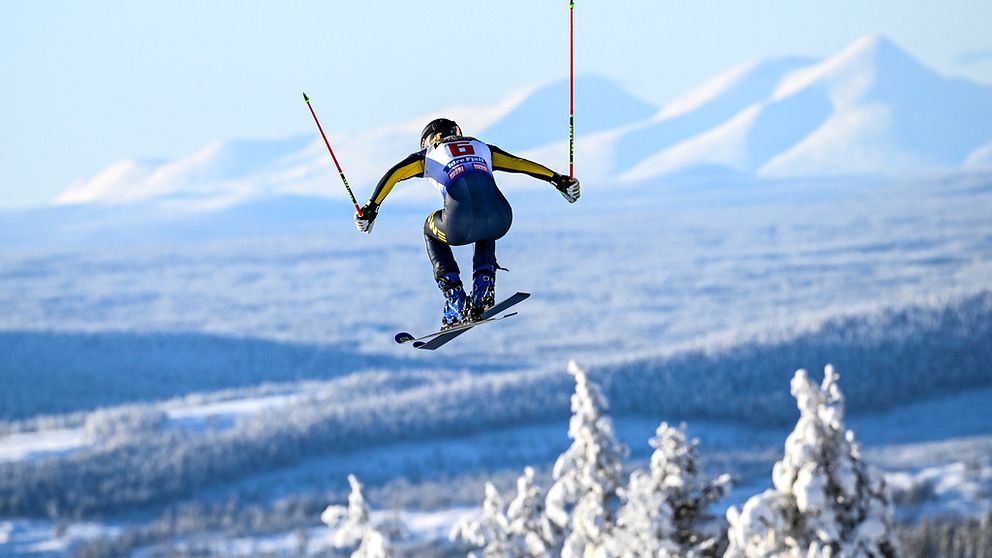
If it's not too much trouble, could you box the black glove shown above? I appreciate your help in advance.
[355,203,379,233]
[551,174,580,203]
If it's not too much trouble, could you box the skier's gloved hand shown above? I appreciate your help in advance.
[552,174,581,204]
[355,203,378,234]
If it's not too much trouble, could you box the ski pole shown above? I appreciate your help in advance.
[303,92,363,217]
[569,0,575,180]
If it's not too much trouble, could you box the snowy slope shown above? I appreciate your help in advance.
[55,136,316,209]
[481,74,656,151]
[763,35,992,176]
[623,36,992,180]
[965,140,992,169]
[612,56,817,173]
[50,35,992,211]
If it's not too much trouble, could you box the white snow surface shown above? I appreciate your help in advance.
[0,520,121,557]
[0,429,85,463]
[166,393,300,429]
[965,141,992,169]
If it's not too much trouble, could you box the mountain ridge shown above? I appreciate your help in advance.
[54,35,992,210]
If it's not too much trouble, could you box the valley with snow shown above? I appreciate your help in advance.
[1,35,991,557]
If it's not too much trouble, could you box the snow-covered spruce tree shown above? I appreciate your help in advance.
[611,467,677,557]
[725,366,899,558]
[610,422,731,557]
[451,467,554,558]
[450,482,515,558]
[322,474,392,558]
[507,467,554,557]
[545,360,628,558]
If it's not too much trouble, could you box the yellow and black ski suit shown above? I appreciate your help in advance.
[365,136,563,281]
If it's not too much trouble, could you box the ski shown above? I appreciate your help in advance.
[395,291,530,350]
[394,312,519,347]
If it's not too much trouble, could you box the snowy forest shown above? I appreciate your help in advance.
[2,292,990,521]
[3,174,992,556]
[299,362,990,558]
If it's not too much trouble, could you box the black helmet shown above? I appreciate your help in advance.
[420,118,462,149]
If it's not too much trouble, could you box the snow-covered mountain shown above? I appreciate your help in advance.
[612,56,819,173]
[481,74,657,150]
[55,136,316,209]
[53,75,656,210]
[55,35,992,209]
[623,35,992,180]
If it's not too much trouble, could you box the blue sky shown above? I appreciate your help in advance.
[1,1,990,208]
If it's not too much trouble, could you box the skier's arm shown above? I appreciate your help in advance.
[355,151,425,234]
[488,144,557,181]
[489,144,580,203]
[368,150,427,208]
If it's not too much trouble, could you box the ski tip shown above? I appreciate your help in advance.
[413,341,427,349]
[394,332,414,344]
[510,291,531,302]
[303,92,310,102]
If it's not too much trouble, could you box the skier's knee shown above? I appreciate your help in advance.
[423,211,448,243]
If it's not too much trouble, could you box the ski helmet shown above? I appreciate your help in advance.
[420,118,462,149]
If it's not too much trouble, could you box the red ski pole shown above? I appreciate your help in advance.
[303,92,363,217]
[569,0,575,180]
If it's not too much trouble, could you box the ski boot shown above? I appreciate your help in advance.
[437,272,467,329]
[469,265,496,320]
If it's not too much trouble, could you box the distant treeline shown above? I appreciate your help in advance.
[596,290,992,422]
[898,513,992,558]
[0,330,442,420]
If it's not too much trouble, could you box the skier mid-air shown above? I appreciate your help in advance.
[355,118,581,329]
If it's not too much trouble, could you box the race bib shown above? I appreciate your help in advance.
[424,139,493,195]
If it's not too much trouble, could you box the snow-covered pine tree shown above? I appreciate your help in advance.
[545,360,628,558]
[323,475,370,548]
[611,422,731,557]
[611,468,677,557]
[321,474,392,558]
[353,531,390,558]
[725,366,899,558]
[507,467,554,557]
[450,482,515,558]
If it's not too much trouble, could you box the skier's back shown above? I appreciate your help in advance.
[355,118,580,328]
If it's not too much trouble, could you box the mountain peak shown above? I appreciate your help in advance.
[659,56,817,121]
[846,34,897,55]
[772,34,927,103]
[480,74,656,150]
[837,34,923,69]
